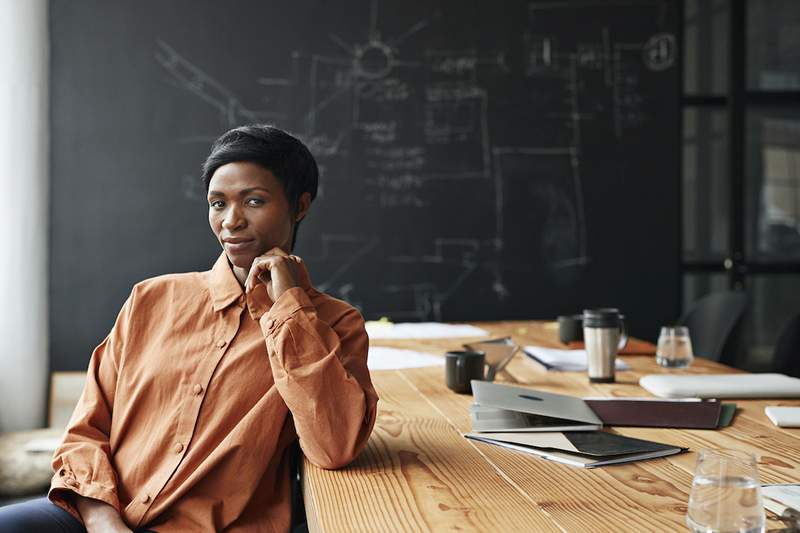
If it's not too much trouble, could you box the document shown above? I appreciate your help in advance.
[366,321,489,340]
[464,431,687,468]
[762,484,800,524]
[523,346,630,372]
[367,346,444,370]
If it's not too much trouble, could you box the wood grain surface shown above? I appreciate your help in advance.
[302,321,800,532]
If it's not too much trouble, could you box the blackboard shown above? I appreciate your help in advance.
[50,0,679,370]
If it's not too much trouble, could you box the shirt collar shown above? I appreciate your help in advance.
[208,253,244,312]
[207,252,314,318]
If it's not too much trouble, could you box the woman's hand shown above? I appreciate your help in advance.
[245,247,303,302]
[75,495,132,533]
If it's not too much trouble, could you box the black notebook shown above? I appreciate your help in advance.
[464,430,687,468]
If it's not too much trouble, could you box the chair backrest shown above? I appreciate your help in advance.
[288,440,306,530]
[773,312,800,378]
[678,290,749,364]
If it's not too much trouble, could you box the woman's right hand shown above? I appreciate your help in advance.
[75,495,133,533]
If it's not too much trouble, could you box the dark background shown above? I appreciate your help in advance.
[50,0,679,371]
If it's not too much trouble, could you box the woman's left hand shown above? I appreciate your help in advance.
[245,248,303,302]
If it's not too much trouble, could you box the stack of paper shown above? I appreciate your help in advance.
[523,346,630,372]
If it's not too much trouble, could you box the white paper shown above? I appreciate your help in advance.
[366,321,489,340]
[762,484,800,517]
[523,346,630,372]
[367,346,445,370]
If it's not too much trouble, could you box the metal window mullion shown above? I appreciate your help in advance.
[728,0,746,289]
[678,0,685,311]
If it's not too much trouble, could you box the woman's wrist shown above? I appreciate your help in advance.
[75,495,130,532]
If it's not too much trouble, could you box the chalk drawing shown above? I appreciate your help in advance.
[156,0,672,320]
[643,33,676,71]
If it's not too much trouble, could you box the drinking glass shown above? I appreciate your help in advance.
[656,326,694,368]
[686,449,765,533]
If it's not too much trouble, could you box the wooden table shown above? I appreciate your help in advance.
[302,321,800,532]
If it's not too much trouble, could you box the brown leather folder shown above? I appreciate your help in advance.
[584,399,722,429]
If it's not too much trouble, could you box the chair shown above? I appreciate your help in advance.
[289,441,308,533]
[772,312,800,378]
[678,290,749,364]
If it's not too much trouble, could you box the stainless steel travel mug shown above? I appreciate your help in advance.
[583,308,627,383]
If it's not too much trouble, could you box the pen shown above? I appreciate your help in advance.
[522,349,555,370]
[781,506,800,528]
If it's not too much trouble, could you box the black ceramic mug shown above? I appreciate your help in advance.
[445,351,485,394]
[558,314,584,344]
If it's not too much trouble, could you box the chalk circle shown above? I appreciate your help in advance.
[642,33,676,71]
[354,41,394,80]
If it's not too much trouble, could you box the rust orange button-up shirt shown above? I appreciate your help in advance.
[49,253,378,532]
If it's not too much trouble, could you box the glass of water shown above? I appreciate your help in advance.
[686,449,765,533]
[656,326,694,368]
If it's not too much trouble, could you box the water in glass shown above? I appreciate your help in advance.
[686,450,765,533]
[656,326,694,368]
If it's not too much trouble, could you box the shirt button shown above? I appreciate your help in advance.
[216,339,226,348]
[140,494,151,504]
[174,442,184,453]
[193,384,203,395]
[265,319,275,329]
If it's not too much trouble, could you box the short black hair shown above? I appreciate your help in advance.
[202,124,319,250]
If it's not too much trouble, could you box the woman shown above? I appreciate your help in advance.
[0,125,378,532]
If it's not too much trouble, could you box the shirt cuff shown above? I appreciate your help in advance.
[260,287,314,333]
[48,466,120,524]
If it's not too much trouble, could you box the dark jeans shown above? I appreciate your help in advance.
[0,497,156,533]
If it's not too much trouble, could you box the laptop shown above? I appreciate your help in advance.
[470,380,602,432]
[639,373,800,399]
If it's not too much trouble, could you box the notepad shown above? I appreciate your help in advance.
[523,346,630,372]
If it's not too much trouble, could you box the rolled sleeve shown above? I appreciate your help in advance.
[49,462,120,522]
[48,289,137,521]
[261,288,378,469]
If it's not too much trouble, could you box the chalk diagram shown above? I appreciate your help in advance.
[156,0,675,320]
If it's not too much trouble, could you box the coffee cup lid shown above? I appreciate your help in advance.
[583,308,623,327]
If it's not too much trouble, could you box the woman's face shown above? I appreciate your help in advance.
[207,161,309,271]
